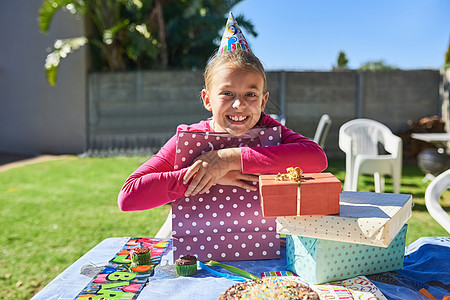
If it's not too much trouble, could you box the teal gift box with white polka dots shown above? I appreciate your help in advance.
[286,224,407,284]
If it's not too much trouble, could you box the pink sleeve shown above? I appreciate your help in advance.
[118,117,326,211]
[117,134,189,211]
[118,121,212,211]
[241,115,328,174]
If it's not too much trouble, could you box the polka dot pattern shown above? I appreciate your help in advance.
[286,224,408,284]
[174,127,281,171]
[172,127,281,261]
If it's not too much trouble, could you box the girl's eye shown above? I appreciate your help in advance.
[246,92,257,97]
[221,91,233,96]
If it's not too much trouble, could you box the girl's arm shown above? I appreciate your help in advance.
[118,121,214,211]
[241,117,328,174]
[118,135,189,211]
[184,115,327,196]
[119,116,327,210]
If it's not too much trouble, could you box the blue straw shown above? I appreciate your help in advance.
[198,261,247,282]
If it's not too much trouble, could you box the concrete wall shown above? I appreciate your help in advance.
[440,69,450,133]
[0,2,87,155]
[87,71,210,151]
[87,70,440,158]
[282,70,440,157]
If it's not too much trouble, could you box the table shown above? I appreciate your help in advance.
[32,237,450,300]
[30,237,130,300]
[31,237,287,300]
[411,133,450,181]
[411,133,450,150]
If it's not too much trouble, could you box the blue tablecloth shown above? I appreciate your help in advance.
[32,236,450,300]
[140,237,450,299]
[368,237,450,300]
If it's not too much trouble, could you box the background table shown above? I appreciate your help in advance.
[411,133,450,180]
[32,236,450,300]
[411,132,450,150]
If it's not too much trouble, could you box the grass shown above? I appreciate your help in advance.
[0,156,170,299]
[0,156,448,299]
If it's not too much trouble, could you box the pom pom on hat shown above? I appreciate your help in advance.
[218,12,251,54]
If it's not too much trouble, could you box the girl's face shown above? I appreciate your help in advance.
[202,67,269,136]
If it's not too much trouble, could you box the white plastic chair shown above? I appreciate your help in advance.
[339,118,402,193]
[425,169,450,233]
[313,114,332,149]
[155,208,173,238]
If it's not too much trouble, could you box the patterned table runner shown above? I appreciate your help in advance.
[75,237,170,300]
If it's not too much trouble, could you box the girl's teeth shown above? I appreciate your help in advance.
[229,116,247,121]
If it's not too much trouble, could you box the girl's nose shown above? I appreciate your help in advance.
[232,98,244,109]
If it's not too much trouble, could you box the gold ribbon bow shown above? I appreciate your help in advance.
[275,167,303,215]
[275,167,303,182]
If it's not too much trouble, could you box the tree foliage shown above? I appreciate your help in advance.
[336,51,349,69]
[358,60,399,72]
[164,1,256,69]
[38,0,256,85]
[445,37,450,69]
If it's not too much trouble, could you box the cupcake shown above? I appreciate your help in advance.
[130,246,152,266]
[175,255,197,276]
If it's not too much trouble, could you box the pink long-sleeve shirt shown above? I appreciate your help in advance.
[118,113,327,211]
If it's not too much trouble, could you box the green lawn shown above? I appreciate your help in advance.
[0,156,448,299]
[0,156,170,299]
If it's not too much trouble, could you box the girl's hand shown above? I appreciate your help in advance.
[183,148,241,197]
[216,170,259,191]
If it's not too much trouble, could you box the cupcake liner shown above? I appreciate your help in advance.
[130,248,152,265]
[175,263,198,277]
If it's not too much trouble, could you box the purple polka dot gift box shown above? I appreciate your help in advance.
[286,224,408,284]
[172,127,282,261]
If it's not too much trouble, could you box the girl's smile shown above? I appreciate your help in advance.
[202,67,269,136]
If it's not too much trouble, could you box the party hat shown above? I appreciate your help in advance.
[218,12,251,54]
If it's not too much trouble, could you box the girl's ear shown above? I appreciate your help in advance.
[261,91,269,111]
[202,89,212,111]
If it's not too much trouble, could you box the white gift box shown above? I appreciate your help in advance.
[277,191,412,247]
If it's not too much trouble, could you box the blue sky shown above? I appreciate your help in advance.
[231,0,450,70]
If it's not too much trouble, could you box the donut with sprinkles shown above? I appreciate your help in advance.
[219,277,319,299]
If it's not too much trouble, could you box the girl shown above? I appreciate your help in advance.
[118,49,327,212]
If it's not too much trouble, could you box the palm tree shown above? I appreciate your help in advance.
[38,0,256,86]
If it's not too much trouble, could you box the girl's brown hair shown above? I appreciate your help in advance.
[203,50,267,92]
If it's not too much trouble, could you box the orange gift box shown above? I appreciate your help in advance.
[259,172,341,217]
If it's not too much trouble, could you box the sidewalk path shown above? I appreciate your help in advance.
[0,155,75,172]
